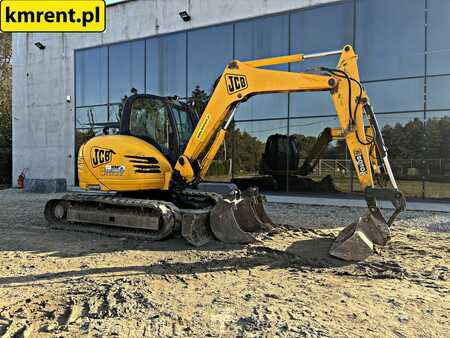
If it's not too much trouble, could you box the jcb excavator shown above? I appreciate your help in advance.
[45,45,406,261]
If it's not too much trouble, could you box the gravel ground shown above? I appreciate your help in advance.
[266,201,450,232]
[0,189,449,337]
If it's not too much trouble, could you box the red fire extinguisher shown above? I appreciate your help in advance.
[17,168,27,189]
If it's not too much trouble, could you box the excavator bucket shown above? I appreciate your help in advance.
[329,212,391,261]
[241,187,275,228]
[181,209,214,247]
[208,188,274,244]
[330,187,406,261]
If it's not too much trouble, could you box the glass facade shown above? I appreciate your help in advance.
[146,32,187,97]
[109,40,146,104]
[75,47,108,107]
[355,0,425,81]
[234,14,289,121]
[74,0,450,199]
[187,24,234,95]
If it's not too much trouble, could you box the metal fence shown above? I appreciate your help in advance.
[311,159,353,178]
[306,158,450,181]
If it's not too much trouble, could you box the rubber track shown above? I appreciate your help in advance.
[45,193,181,241]
[45,190,222,241]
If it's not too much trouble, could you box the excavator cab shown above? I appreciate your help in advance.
[119,94,197,164]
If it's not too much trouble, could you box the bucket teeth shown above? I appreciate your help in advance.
[360,213,391,246]
[234,197,272,233]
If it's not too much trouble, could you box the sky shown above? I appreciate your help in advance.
[105,0,126,4]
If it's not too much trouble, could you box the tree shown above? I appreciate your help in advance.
[0,33,11,148]
[187,86,208,117]
[227,125,265,175]
[382,118,426,160]
[424,116,450,159]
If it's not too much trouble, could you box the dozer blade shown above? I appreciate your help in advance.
[329,212,391,261]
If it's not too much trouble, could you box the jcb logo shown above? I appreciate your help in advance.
[225,74,248,94]
[91,147,116,167]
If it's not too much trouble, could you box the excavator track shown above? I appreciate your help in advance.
[44,193,181,241]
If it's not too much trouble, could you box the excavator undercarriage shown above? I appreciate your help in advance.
[45,186,274,247]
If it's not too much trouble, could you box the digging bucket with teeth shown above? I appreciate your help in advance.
[209,188,274,243]
[181,185,275,247]
[181,187,275,245]
[329,188,406,261]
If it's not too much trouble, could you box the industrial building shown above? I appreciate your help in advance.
[12,0,450,198]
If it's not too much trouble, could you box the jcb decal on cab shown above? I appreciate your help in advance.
[354,150,368,176]
[225,74,248,94]
[91,147,116,167]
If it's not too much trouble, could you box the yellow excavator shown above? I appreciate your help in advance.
[45,45,406,260]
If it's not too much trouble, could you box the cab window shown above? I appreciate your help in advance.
[129,97,176,154]
[170,101,195,151]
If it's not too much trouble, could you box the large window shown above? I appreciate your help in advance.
[129,97,175,154]
[75,0,450,199]
[234,14,289,121]
[290,1,353,71]
[187,25,233,97]
[427,0,450,75]
[424,111,450,198]
[109,40,145,103]
[368,112,425,197]
[75,47,107,107]
[427,75,450,110]
[231,120,288,179]
[290,1,353,118]
[355,0,425,81]
[147,32,187,97]
[75,106,108,129]
[364,78,424,113]
[171,101,195,150]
